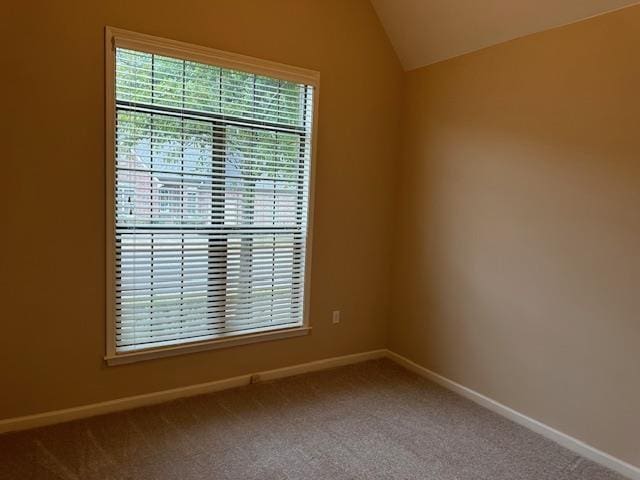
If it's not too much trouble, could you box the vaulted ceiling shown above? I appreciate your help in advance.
[370,0,640,70]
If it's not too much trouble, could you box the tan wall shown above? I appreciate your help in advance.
[1,0,403,419]
[3,0,637,467]
[392,5,640,466]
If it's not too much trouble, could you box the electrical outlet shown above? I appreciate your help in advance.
[332,310,341,324]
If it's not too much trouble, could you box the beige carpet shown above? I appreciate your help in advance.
[0,359,627,480]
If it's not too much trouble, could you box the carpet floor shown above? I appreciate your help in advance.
[0,359,628,480]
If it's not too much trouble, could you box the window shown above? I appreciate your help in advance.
[105,28,318,364]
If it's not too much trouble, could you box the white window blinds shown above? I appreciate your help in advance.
[110,44,315,354]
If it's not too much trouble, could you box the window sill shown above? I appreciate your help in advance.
[105,325,311,366]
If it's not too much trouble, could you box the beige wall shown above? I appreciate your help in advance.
[392,5,640,466]
[1,0,403,419]
[3,0,638,468]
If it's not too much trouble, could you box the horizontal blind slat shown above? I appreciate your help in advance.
[113,46,314,353]
[116,319,302,349]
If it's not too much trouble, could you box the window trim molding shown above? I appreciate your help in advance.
[104,26,320,365]
[105,326,312,366]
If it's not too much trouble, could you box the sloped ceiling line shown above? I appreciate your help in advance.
[370,0,640,70]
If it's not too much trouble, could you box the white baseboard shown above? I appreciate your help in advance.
[1,347,637,480]
[385,350,640,480]
[0,349,386,435]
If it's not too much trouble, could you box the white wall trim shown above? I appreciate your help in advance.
[105,326,312,366]
[1,347,637,480]
[385,350,640,480]
[0,349,386,435]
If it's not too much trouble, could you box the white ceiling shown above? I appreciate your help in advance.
[370,0,640,70]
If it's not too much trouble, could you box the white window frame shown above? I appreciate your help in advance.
[105,27,319,365]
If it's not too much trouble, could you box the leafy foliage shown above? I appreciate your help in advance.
[115,48,308,180]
